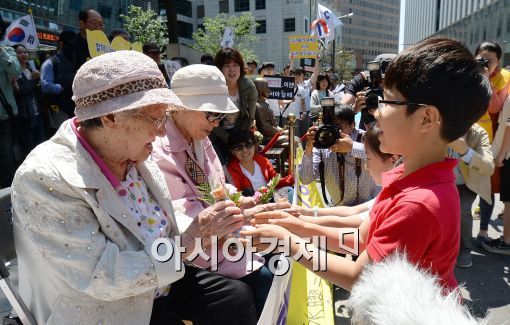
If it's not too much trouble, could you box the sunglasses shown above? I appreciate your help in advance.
[205,111,227,122]
[233,142,254,152]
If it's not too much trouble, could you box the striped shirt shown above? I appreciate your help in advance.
[298,128,379,206]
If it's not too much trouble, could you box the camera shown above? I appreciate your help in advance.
[363,60,384,110]
[314,97,339,149]
[476,57,489,68]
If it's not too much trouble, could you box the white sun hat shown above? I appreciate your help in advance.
[170,64,239,114]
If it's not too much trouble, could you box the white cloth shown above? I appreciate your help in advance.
[283,85,306,118]
[12,120,184,325]
[267,99,281,117]
[359,198,375,222]
[241,161,267,190]
[492,95,510,160]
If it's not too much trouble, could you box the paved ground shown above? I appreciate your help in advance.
[333,196,510,324]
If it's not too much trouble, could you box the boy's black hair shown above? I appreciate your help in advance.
[384,36,491,142]
[334,104,355,124]
[228,130,257,150]
[475,41,503,60]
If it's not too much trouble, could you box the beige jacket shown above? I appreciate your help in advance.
[12,121,184,325]
[459,123,495,204]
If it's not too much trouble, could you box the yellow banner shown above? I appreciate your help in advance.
[86,29,143,58]
[289,35,319,59]
[286,147,334,324]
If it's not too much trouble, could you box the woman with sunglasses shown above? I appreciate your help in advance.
[152,65,285,319]
[227,130,294,197]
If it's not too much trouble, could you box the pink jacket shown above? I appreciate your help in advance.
[152,118,263,278]
[152,118,224,221]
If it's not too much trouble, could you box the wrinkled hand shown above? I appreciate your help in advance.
[242,201,291,225]
[495,153,506,168]
[239,196,256,210]
[330,132,353,153]
[183,201,243,249]
[448,137,469,156]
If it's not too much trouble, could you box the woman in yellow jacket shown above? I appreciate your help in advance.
[474,41,510,241]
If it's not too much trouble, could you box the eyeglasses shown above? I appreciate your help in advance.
[205,112,227,122]
[233,142,254,152]
[377,100,428,112]
[136,110,171,129]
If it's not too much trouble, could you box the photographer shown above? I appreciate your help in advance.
[341,54,396,129]
[298,103,378,206]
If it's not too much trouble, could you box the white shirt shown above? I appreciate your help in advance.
[240,161,267,190]
[299,79,312,111]
[267,99,281,117]
[283,85,306,118]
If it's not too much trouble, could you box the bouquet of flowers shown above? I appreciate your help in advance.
[196,182,243,207]
[253,174,281,204]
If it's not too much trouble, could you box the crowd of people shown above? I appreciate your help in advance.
[1,6,509,325]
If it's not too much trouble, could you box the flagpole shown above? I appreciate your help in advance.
[331,13,353,74]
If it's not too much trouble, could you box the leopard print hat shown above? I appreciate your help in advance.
[72,50,186,121]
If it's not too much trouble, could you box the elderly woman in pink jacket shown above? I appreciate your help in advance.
[152,64,286,318]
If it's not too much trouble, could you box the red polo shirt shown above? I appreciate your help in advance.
[366,158,460,292]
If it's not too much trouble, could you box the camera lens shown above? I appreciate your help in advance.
[314,125,339,148]
[365,93,379,110]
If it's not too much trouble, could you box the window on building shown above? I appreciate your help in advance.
[284,18,295,32]
[197,5,204,18]
[304,17,309,33]
[235,0,250,12]
[219,0,229,13]
[176,0,192,17]
[97,3,112,20]
[255,0,266,10]
[177,21,193,39]
[69,0,82,11]
[256,20,266,33]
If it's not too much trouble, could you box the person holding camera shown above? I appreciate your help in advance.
[298,103,378,207]
[341,54,396,130]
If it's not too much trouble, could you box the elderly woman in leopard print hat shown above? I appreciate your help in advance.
[11,50,257,325]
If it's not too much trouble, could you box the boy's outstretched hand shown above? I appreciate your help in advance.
[240,224,292,254]
[251,210,308,235]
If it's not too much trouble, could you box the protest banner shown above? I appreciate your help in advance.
[289,35,318,59]
[265,76,295,100]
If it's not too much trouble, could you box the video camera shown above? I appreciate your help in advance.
[314,97,339,149]
[363,60,384,110]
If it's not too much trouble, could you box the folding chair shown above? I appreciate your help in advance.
[0,187,36,325]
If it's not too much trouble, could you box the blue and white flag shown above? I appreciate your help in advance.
[0,15,40,49]
[317,3,342,45]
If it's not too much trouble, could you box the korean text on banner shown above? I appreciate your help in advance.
[289,35,319,59]
[286,147,334,324]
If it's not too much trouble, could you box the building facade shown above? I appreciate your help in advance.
[0,0,128,47]
[324,0,400,71]
[401,0,509,64]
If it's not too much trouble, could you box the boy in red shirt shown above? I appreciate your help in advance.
[243,37,491,292]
